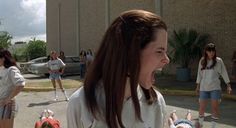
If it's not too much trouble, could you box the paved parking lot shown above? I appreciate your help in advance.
[14,89,236,128]
[15,74,236,128]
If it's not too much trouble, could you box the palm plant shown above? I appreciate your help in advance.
[169,28,210,68]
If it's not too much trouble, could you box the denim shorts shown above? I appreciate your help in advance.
[49,73,61,80]
[199,90,221,100]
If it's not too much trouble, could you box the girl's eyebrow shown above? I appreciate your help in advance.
[156,47,165,50]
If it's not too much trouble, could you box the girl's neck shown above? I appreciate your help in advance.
[207,57,213,60]
[124,77,131,100]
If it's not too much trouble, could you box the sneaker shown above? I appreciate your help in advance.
[54,96,58,101]
[54,98,58,101]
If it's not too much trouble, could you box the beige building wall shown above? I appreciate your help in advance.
[79,0,160,52]
[79,0,107,52]
[109,0,156,21]
[162,0,236,77]
[46,0,235,77]
[47,0,160,55]
[46,0,79,56]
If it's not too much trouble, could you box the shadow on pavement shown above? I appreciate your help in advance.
[27,100,65,107]
[24,73,80,80]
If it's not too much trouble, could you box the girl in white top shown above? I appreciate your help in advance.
[48,51,69,101]
[0,49,25,128]
[196,43,232,128]
[67,10,170,128]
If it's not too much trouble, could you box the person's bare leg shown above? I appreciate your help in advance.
[186,110,192,121]
[56,79,69,101]
[199,100,207,117]
[168,118,174,127]
[170,110,178,122]
[195,121,201,128]
[1,119,14,128]
[211,99,220,128]
[199,99,208,127]
[211,99,219,118]
[51,79,56,89]
[0,120,3,128]
[56,79,63,90]
[51,79,58,100]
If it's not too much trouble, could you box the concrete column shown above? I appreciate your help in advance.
[155,0,163,16]
[76,0,80,55]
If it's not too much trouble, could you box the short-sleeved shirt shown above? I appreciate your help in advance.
[47,58,65,71]
[67,85,166,128]
[0,66,25,100]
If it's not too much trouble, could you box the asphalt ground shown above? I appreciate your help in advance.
[14,89,236,128]
[13,74,236,128]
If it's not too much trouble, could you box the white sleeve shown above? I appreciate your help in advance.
[58,59,66,67]
[196,59,203,84]
[67,88,94,128]
[161,96,167,128]
[218,59,230,84]
[155,91,167,128]
[9,66,25,86]
[67,94,84,128]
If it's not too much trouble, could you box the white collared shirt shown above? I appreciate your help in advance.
[196,57,230,91]
[67,85,166,128]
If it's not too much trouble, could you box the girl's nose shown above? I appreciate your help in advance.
[161,54,170,65]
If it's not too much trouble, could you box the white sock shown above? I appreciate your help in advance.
[54,89,58,99]
[62,89,69,100]
[63,91,68,97]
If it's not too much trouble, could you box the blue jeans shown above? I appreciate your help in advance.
[80,63,86,79]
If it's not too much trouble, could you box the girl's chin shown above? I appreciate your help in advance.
[140,84,152,89]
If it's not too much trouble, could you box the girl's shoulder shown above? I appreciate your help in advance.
[153,89,165,103]
[216,57,223,63]
[8,66,20,72]
[199,57,204,63]
[68,86,85,104]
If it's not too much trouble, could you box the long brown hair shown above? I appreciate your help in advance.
[232,51,236,61]
[0,49,17,68]
[201,43,217,70]
[84,10,167,128]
